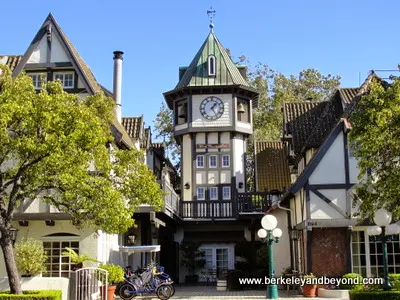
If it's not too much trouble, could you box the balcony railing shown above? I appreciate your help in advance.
[180,191,278,219]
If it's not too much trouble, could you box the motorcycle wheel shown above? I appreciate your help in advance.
[119,283,137,300]
[156,284,173,300]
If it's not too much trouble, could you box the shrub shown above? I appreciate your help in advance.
[389,274,400,291]
[14,238,47,276]
[0,290,61,299]
[349,290,400,300]
[340,273,364,290]
[98,263,125,285]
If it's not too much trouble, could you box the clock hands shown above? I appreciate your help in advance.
[210,102,218,114]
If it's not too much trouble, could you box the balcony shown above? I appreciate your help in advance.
[180,191,278,220]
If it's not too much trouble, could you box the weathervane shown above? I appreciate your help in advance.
[207,7,216,31]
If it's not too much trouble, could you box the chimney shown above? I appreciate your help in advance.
[113,50,124,122]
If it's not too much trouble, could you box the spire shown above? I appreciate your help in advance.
[207,7,216,32]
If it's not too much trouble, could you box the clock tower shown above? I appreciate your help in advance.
[163,25,259,209]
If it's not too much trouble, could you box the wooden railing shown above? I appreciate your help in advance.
[180,191,279,219]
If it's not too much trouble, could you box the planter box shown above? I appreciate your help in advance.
[318,288,349,299]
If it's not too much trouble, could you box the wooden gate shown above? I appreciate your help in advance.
[71,267,108,300]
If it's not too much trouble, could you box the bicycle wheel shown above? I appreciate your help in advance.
[119,283,137,300]
[156,284,173,300]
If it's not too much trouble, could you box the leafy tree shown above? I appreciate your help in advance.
[349,77,400,219]
[247,62,341,141]
[153,101,181,170]
[0,67,163,294]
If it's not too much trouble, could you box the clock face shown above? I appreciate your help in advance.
[199,96,224,120]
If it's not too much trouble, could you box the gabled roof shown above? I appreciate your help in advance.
[176,31,249,89]
[121,116,144,140]
[255,141,291,192]
[13,13,101,94]
[284,101,328,154]
[338,88,359,105]
[0,55,22,72]
[7,13,134,149]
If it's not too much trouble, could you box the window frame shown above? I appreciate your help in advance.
[28,73,46,89]
[209,187,218,200]
[222,186,231,200]
[222,155,230,168]
[53,71,75,89]
[209,155,217,168]
[197,187,205,200]
[208,55,216,77]
[197,155,205,168]
[42,236,80,278]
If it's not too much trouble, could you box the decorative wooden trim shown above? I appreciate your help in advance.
[289,122,344,194]
[306,230,312,273]
[308,183,354,190]
[310,189,347,217]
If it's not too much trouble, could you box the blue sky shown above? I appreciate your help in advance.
[1,0,400,141]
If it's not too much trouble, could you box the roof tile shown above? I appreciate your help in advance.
[255,141,291,192]
[0,55,22,72]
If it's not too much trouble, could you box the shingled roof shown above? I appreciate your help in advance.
[0,55,22,72]
[255,141,291,192]
[121,116,144,140]
[283,102,328,154]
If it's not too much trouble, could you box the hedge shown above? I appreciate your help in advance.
[0,290,62,300]
[349,290,400,300]
[389,274,400,291]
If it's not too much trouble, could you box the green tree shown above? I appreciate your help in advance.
[248,64,341,141]
[153,101,180,170]
[349,77,400,219]
[0,67,163,294]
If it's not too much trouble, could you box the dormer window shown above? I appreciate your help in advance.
[53,72,74,89]
[208,55,216,77]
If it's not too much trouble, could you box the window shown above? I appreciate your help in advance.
[54,72,74,89]
[222,186,231,200]
[28,73,46,89]
[222,155,230,167]
[209,187,218,200]
[209,155,217,168]
[197,187,205,200]
[197,155,204,168]
[208,55,216,76]
[43,239,80,277]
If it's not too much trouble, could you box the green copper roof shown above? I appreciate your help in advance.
[175,31,250,88]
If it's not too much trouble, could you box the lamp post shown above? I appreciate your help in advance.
[367,208,400,290]
[257,214,282,299]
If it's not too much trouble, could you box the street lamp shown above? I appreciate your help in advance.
[367,208,400,290]
[258,214,282,299]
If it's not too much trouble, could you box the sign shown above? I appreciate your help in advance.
[196,143,230,149]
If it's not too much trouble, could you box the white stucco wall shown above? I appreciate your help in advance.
[309,189,347,219]
[309,131,345,184]
[27,35,47,63]
[232,135,245,191]
[50,33,70,63]
[182,134,192,201]
[0,221,98,277]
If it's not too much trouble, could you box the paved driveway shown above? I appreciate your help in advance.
[119,285,347,300]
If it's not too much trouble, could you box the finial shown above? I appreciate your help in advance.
[207,7,216,32]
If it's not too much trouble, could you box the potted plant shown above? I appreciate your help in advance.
[302,273,317,298]
[98,263,125,300]
[14,237,47,277]
[180,241,206,283]
[62,247,98,270]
